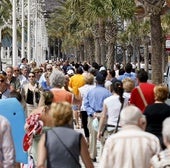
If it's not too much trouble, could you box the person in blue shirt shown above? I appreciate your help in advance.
[84,71,112,162]
[41,72,52,91]
[118,63,137,85]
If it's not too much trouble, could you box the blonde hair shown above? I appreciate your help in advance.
[50,102,73,126]
[154,84,169,102]
[84,73,94,85]
[122,78,135,92]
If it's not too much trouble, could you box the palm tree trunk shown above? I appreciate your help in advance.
[122,45,126,66]
[150,13,163,84]
[92,23,101,64]
[84,36,95,64]
[105,18,117,69]
[79,43,84,63]
[94,37,101,64]
[99,18,106,66]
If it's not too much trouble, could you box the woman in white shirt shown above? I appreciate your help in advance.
[97,80,129,140]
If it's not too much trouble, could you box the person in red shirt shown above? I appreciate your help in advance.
[130,69,155,112]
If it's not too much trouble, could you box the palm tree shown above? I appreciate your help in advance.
[139,0,165,84]
[0,0,12,70]
[0,0,12,40]
[47,0,136,69]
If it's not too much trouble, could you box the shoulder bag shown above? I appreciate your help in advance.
[51,129,81,167]
[114,98,124,133]
[137,86,148,107]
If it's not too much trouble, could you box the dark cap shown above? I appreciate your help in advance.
[96,72,106,83]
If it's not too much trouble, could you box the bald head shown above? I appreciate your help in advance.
[120,105,146,128]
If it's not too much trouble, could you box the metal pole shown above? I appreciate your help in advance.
[34,0,38,63]
[12,0,18,66]
[21,0,25,58]
[27,0,31,63]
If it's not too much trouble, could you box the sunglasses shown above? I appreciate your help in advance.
[47,68,52,71]
[0,79,4,83]
[28,76,35,78]
[14,69,20,72]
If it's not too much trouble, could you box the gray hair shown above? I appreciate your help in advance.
[120,105,144,126]
[49,70,65,88]
[162,117,170,143]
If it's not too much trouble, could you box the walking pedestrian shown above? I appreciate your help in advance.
[144,84,170,149]
[37,102,94,168]
[130,69,155,112]
[0,115,15,167]
[99,105,160,168]
[84,72,112,162]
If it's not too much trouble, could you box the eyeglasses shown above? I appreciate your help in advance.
[28,76,35,78]
[47,68,52,71]
[0,79,4,83]
[14,69,20,72]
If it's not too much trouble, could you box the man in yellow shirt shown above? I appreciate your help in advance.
[69,66,85,128]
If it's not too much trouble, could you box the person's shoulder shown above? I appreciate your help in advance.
[151,149,170,168]
[141,82,155,87]
[0,115,10,126]
[142,131,160,142]
[22,82,29,89]
[78,84,85,90]
[0,115,8,121]
[11,76,18,82]
[104,94,113,102]
[117,74,124,80]
[130,86,138,94]
[130,72,136,76]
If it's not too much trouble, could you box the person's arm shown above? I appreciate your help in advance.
[84,93,94,116]
[97,104,107,140]
[38,92,45,107]
[80,136,94,168]
[37,133,47,168]
[2,119,15,168]
[129,88,137,105]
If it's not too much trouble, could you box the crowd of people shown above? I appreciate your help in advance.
[0,58,170,168]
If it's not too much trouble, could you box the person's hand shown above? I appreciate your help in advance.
[97,131,102,141]
[93,112,101,118]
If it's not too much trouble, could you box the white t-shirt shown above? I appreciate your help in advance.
[79,84,95,111]
[104,95,128,126]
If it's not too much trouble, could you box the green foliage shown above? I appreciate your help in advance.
[46,0,136,52]
[0,0,12,26]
